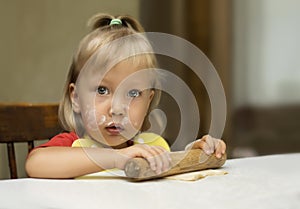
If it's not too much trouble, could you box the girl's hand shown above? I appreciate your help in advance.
[115,144,171,174]
[185,135,226,159]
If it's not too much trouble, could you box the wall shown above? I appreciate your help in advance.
[0,0,139,179]
[139,0,232,150]
[232,0,300,157]
[233,0,300,107]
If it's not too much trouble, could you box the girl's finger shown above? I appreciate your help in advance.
[136,145,157,171]
[147,146,170,174]
[149,147,163,174]
[141,145,169,174]
[189,139,211,155]
[203,135,215,154]
[190,139,204,149]
[195,140,212,155]
[215,140,223,158]
[215,140,227,158]
[154,146,171,173]
[220,140,227,154]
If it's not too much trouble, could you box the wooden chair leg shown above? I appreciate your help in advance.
[28,141,34,153]
[7,142,17,179]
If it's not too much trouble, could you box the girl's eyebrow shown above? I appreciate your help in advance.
[98,77,109,85]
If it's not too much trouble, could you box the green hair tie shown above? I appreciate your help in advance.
[109,18,122,26]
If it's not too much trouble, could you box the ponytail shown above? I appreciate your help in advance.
[87,13,145,32]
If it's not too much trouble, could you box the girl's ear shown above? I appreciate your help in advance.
[146,90,155,112]
[149,89,155,101]
[69,83,81,113]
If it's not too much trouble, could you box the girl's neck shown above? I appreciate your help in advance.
[82,133,133,149]
[111,141,132,149]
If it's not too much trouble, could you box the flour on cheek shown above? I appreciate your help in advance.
[84,108,106,131]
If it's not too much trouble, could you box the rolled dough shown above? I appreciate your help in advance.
[165,169,228,181]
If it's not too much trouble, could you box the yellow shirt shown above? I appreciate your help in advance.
[72,132,170,151]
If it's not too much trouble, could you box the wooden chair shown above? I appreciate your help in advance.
[0,103,63,178]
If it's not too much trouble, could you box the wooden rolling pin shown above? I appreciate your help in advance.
[124,149,227,181]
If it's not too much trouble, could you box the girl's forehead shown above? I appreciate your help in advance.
[101,56,154,75]
[109,59,148,73]
[103,60,153,83]
[77,48,157,86]
[81,59,154,86]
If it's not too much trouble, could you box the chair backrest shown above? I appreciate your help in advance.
[0,103,63,178]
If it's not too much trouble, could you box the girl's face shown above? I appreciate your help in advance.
[70,59,154,148]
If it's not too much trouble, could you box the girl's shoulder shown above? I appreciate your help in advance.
[37,132,79,148]
[133,132,170,151]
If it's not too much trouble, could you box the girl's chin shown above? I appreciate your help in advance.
[110,142,129,149]
[100,136,129,148]
[88,130,137,147]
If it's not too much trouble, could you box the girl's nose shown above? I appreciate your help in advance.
[109,104,126,116]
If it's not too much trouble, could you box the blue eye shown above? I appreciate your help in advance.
[128,89,141,98]
[97,86,109,95]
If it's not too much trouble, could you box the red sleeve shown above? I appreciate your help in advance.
[36,132,79,148]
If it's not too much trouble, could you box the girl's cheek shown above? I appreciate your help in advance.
[128,109,146,129]
[120,116,130,126]
[97,114,106,125]
[83,108,107,131]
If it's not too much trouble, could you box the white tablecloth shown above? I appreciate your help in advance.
[1,154,299,209]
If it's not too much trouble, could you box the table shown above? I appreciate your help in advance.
[1,153,299,209]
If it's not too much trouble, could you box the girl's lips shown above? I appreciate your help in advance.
[105,122,124,135]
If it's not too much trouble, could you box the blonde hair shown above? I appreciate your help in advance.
[59,13,160,133]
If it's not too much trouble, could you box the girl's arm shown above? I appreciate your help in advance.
[25,144,171,179]
[26,147,115,178]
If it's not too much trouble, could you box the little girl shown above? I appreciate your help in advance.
[25,13,226,179]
